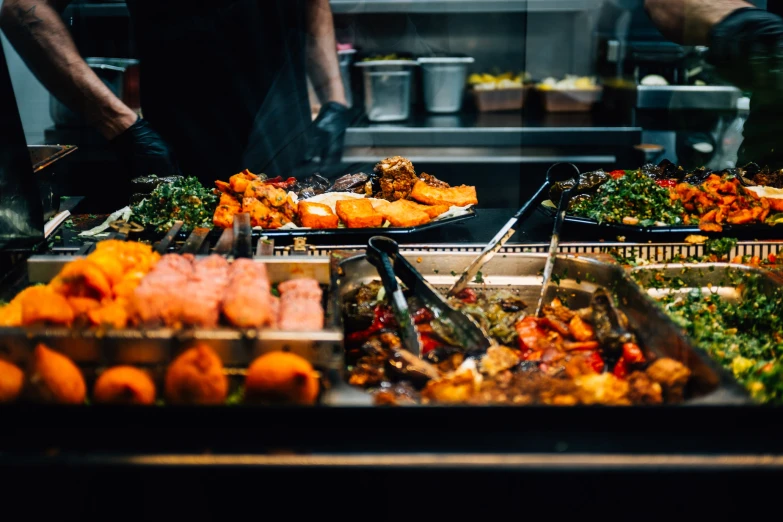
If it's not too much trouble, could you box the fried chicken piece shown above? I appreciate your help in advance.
[645,357,690,402]
[410,180,478,207]
[94,366,157,405]
[88,299,130,328]
[228,169,258,194]
[479,346,520,378]
[574,373,631,405]
[67,297,101,318]
[245,351,320,405]
[377,199,431,227]
[298,201,339,229]
[242,197,271,227]
[335,199,383,228]
[29,344,86,404]
[420,172,450,189]
[0,359,24,403]
[164,344,228,405]
[626,371,663,404]
[20,286,75,326]
[373,156,419,201]
[213,202,239,229]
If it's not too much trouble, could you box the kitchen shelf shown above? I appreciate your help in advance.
[63,0,599,18]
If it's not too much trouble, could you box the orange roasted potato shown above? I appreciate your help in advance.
[164,344,228,405]
[298,201,339,229]
[244,351,320,405]
[94,366,156,405]
[409,180,478,207]
[20,286,75,326]
[28,344,86,404]
[378,199,431,228]
[228,169,258,194]
[335,199,383,228]
[396,199,449,219]
[242,197,271,227]
[0,359,24,403]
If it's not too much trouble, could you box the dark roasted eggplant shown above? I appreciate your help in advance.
[293,174,331,199]
[549,169,609,202]
[385,349,440,388]
[328,172,370,193]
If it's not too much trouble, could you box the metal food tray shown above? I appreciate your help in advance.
[537,204,783,242]
[335,251,750,405]
[631,262,783,304]
[5,256,343,371]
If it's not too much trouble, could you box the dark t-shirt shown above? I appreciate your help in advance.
[126,0,311,183]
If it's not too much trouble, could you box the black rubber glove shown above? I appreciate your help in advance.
[110,116,180,177]
[308,101,349,167]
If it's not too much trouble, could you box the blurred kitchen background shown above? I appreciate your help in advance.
[2,0,767,211]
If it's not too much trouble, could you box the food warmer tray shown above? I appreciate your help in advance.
[9,256,343,372]
[333,251,750,405]
[537,205,783,242]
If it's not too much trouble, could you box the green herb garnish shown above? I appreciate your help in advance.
[131,176,218,233]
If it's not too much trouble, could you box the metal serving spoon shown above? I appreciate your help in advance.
[448,162,581,297]
[366,236,491,357]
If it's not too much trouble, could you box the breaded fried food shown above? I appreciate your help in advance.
[335,199,383,228]
[94,366,156,405]
[298,201,339,229]
[378,200,431,227]
[165,344,228,405]
[410,180,478,207]
[20,286,75,326]
[245,352,320,405]
[51,258,113,300]
[396,199,450,219]
[0,359,24,403]
[29,344,86,404]
[369,199,390,211]
[373,156,418,201]
[242,197,271,227]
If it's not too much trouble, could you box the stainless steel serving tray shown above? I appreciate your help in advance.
[3,256,343,371]
[335,251,750,405]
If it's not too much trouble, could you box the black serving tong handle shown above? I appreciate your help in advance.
[367,236,492,356]
[153,220,183,255]
[366,236,421,356]
[232,213,253,259]
[448,162,581,297]
[179,227,210,255]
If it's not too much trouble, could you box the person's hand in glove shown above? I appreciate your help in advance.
[110,116,181,177]
[308,101,349,168]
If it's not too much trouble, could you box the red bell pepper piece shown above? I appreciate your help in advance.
[346,305,396,343]
[587,351,605,373]
[622,342,645,364]
[411,307,434,325]
[655,179,677,188]
[608,170,626,179]
[613,357,628,379]
[454,288,478,304]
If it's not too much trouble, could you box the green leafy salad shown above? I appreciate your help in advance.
[570,170,685,226]
[131,176,217,233]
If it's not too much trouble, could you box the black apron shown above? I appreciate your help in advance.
[126,0,312,183]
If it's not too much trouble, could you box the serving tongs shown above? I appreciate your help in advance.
[366,236,491,357]
[448,162,581,297]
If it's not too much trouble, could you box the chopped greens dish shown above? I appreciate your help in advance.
[644,270,783,403]
[570,170,685,226]
[131,176,217,233]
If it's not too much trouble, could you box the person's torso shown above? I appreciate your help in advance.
[126,0,311,182]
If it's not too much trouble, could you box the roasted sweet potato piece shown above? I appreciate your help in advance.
[335,199,383,228]
[298,201,339,229]
[378,200,431,228]
[410,180,478,207]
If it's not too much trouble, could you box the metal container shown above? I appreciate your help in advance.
[335,251,749,405]
[10,256,343,371]
[355,60,418,122]
[338,49,357,109]
[417,56,474,113]
[50,58,140,127]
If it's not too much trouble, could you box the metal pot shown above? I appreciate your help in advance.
[50,57,140,127]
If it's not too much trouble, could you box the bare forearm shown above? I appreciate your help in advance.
[0,0,136,138]
[644,0,753,45]
[305,0,346,106]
